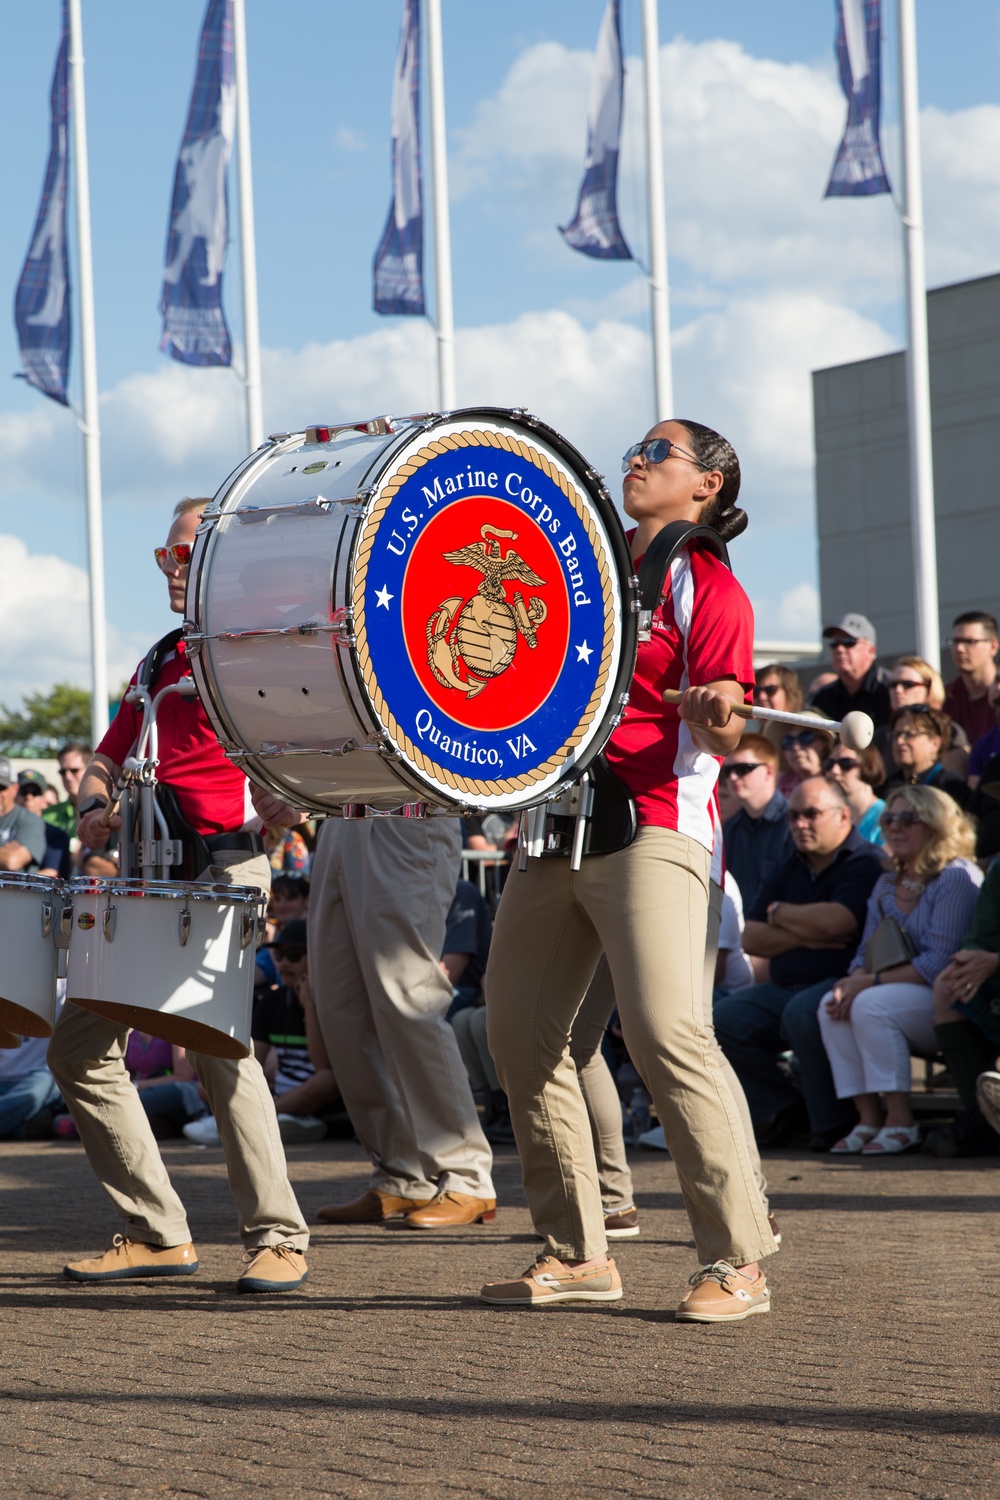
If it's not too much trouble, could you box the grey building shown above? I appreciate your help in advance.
[813,271,1000,659]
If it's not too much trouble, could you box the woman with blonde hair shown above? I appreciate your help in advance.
[818,785,982,1155]
[879,656,969,777]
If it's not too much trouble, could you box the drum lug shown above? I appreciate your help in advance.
[240,912,255,950]
[102,906,117,943]
[237,496,335,524]
[179,908,191,947]
[40,902,53,940]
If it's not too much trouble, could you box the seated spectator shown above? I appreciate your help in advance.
[752,663,804,759]
[0,1035,61,1139]
[926,857,1000,1156]
[806,671,838,704]
[720,734,794,913]
[443,881,512,1143]
[813,613,892,728]
[967,680,1000,792]
[715,871,755,997]
[265,823,314,875]
[883,706,970,809]
[879,657,969,778]
[714,777,885,1149]
[17,774,72,877]
[943,611,998,747]
[818,787,981,1155]
[256,873,309,988]
[778,713,835,799]
[823,743,886,846]
[0,756,47,873]
[45,742,90,839]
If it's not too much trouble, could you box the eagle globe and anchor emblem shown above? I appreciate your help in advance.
[425,525,549,699]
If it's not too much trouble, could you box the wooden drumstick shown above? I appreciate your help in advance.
[661,690,874,752]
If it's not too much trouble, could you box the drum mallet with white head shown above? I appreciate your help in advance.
[661,691,875,753]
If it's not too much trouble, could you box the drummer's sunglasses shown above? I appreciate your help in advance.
[154,543,193,571]
[621,438,706,472]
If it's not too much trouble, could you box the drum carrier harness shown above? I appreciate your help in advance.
[518,521,730,872]
[112,629,263,882]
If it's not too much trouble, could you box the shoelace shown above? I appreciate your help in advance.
[241,1242,301,1268]
[687,1260,742,1289]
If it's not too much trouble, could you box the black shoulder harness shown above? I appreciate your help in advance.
[137,627,184,694]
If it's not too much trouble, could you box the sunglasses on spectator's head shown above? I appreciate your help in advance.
[720,762,765,781]
[154,543,193,571]
[879,809,924,829]
[823,756,860,773]
[621,437,705,473]
[782,731,819,749]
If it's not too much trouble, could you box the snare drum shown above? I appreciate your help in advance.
[65,878,266,1060]
[0,872,63,1040]
[186,407,637,814]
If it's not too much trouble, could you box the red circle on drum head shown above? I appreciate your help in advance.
[401,496,570,732]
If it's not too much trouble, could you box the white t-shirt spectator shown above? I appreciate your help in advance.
[718,872,754,992]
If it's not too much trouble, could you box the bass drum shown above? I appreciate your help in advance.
[186,408,636,814]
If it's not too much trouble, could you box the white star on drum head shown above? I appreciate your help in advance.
[375,585,394,609]
[576,641,593,664]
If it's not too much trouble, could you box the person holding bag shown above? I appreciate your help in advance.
[818,786,982,1155]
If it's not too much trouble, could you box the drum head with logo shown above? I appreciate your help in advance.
[349,409,635,810]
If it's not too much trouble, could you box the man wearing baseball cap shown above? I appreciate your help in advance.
[0,757,47,873]
[812,612,891,728]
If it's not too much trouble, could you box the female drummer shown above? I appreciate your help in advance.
[481,419,777,1321]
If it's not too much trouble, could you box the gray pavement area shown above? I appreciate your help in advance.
[1,1137,998,1499]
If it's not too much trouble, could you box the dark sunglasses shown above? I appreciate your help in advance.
[271,946,306,961]
[782,731,820,750]
[889,677,926,691]
[786,806,836,825]
[823,757,860,773]
[154,543,193,572]
[621,437,705,473]
[828,635,860,649]
[720,762,766,781]
[754,683,780,699]
[879,809,924,830]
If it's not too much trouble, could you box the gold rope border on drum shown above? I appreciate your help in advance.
[351,429,616,799]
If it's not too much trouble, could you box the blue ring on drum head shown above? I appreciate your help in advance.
[361,446,611,784]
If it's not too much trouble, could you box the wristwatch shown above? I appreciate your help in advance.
[77,795,109,818]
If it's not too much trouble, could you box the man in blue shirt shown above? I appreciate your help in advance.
[721,735,793,914]
[714,777,884,1150]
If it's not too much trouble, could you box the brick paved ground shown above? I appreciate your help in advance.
[1,1137,997,1498]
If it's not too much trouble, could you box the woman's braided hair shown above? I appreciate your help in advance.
[676,419,747,544]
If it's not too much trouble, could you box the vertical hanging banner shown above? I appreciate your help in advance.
[160,0,235,365]
[14,0,71,406]
[374,0,425,315]
[560,0,632,260]
[825,0,891,197]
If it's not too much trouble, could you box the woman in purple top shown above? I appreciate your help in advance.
[818,785,981,1156]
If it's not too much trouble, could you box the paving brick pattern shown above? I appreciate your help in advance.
[1,1139,997,1497]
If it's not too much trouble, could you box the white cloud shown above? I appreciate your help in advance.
[753,581,822,643]
[0,536,147,706]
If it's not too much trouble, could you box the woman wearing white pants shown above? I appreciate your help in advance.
[818,785,981,1155]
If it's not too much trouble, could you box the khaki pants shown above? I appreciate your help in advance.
[486,827,777,1266]
[48,851,309,1251]
[307,818,494,1201]
[570,960,634,1215]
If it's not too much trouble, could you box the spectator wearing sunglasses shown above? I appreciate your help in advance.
[0,756,47,874]
[752,664,803,759]
[15,771,70,877]
[882,706,970,811]
[714,777,884,1150]
[877,657,970,782]
[818,787,981,1155]
[943,611,999,746]
[44,742,92,840]
[822,745,887,847]
[813,613,892,729]
[778,711,835,798]
[720,734,794,914]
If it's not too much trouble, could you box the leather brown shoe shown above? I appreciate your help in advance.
[316,1189,427,1224]
[65,1235,199,1281]
[604,1205,640,1240]
[404,1190,497,1229]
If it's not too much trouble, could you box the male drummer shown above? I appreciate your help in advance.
[48,499,310,1293]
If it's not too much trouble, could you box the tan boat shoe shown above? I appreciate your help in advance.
[480,1254,623,1307]
[237,1243,309,1294]
[64,1235,199,1282]
[676,1260,770,1323]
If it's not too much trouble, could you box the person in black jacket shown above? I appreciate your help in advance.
[882,706,970,810]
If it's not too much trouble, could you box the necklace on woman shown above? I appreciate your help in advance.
[899,874,926,895]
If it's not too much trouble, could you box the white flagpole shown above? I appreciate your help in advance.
[232,0,263,450]
[641,0,673,422]
[67,0,109,744]
[897,0,940,670]
[425,0,455,410]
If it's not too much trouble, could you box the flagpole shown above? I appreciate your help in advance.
[67,0,108,744]
[424,0,455,410]
[641,0,673,422]
[896,0,939,670]
[232,0,263,450]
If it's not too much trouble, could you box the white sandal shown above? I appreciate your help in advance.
[829,1125,879,1154]
[861,1124,921,1155]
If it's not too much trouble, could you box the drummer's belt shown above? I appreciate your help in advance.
[523,756,637,862]
[204,831,266,857]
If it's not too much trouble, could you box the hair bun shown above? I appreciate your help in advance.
[715,506,748,543]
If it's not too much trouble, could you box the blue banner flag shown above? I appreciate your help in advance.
[373,0,425,315]
[560,0,632,261]
[160,0,235,365]
[825,0,891,197]
[14,0,71,406]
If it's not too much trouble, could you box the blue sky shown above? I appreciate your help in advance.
[1,1,999,702]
